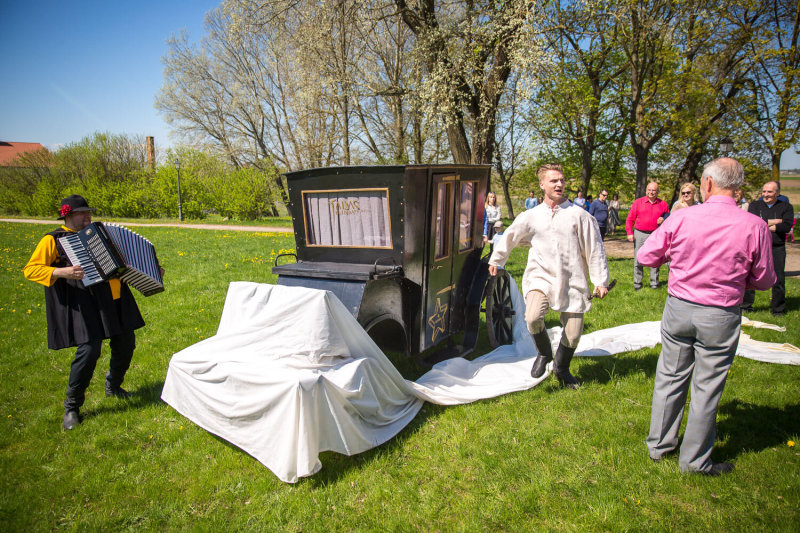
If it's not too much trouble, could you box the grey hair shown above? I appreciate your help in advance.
[703,158,744,190]
[764,180,780,192]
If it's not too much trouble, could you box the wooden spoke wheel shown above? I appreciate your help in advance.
[485,270,515,348]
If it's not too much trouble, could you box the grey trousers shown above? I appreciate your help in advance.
[633,229,660,288]
[647,296,740,473]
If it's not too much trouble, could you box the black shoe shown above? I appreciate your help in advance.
[700,462,734,476]
[105,381,132,399]
[740,306,754,312]
[63,410,80,430]
[771,311,785,317]
[553,343,580,389]
[556,372,581,389]
[531,331,553,378]
[634,285,643,291]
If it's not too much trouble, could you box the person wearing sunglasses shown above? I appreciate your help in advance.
[589,189,610,239]
[672,183,698,213]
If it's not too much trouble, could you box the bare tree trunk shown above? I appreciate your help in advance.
[412,114,423,163]
[673,147,704,204]
[772,152,782,181]
[633,144,650,198]
[580,143,593,194]
[495,156,515,219]
[447,122,472,164]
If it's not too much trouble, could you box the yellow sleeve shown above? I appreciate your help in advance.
[23,235,58,287]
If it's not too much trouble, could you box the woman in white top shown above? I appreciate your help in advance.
[485,191,502,239]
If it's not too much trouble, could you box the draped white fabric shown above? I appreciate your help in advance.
[162,281,799,483]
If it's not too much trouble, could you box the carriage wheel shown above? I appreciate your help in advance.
[485,270,515,348]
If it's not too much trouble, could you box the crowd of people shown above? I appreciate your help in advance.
[489,158,793,476]
[520,180,791,246]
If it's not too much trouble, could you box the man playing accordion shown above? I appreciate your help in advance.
[24,195,152,430]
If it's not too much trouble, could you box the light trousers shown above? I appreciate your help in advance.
[524,290,584,348]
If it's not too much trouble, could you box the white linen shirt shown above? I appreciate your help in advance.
[488,200,610,313]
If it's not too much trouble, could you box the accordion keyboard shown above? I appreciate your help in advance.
[59,233,104,285]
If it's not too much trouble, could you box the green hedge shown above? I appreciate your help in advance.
[0,145,285,220]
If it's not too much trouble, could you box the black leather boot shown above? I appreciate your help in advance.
[105,372,131,399]
[553,343,580,389]
[530,331,553,378]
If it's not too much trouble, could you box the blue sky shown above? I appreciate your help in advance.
[1,1,798,169]
[0,0,218,152]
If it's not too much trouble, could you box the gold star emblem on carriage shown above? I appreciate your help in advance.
[427,297,448,343]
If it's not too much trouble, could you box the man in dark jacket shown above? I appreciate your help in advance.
[589,189,610,239]
[24,195,146,430]
[741,181,794,316]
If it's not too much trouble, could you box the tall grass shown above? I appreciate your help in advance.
[1,221,798,531]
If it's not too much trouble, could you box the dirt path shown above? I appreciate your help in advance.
[3,217,798,277]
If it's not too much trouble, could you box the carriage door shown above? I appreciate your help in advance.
[424,174,460,349]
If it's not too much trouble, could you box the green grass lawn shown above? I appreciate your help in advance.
[1,221,798,531]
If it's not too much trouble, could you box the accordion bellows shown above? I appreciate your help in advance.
[58,222,164,296]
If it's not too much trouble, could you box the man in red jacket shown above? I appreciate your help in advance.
[626,182,670,290]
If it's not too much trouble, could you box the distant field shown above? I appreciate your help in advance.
[780,178,800,205]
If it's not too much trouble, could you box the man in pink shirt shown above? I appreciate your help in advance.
[638,158,776,476]
[626,182,670,289]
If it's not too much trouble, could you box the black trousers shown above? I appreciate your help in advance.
[64,328,136,411]
[742,245,786,314]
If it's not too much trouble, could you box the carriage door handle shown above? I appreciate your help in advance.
[430,265,443,270]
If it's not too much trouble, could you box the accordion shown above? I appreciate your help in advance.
[58,222,164,296]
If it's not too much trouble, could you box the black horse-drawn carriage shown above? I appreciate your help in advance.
[272,165,515,362]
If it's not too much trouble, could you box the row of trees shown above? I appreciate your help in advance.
[157,0,799,218]
[0,133,284,219]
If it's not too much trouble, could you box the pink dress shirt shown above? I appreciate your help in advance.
[636,195,776,307]
[626,196,670,234]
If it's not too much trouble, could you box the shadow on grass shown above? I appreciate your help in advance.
[301,404,442,487]
[82,380,166,419]
[745,294,800,313]
[575,351,660,384]
[715,399,800,460]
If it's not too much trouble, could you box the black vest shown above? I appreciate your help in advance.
[43,228,145,350]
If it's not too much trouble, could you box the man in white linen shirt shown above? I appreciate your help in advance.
[488,164,610,389]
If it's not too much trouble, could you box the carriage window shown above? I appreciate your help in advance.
[458,181,475,252]
[303,189,392,248]
[434,182,453,260]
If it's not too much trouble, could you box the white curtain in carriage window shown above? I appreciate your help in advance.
[304,190,392,248]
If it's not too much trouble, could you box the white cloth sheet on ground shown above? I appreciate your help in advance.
[161,281,799,483]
